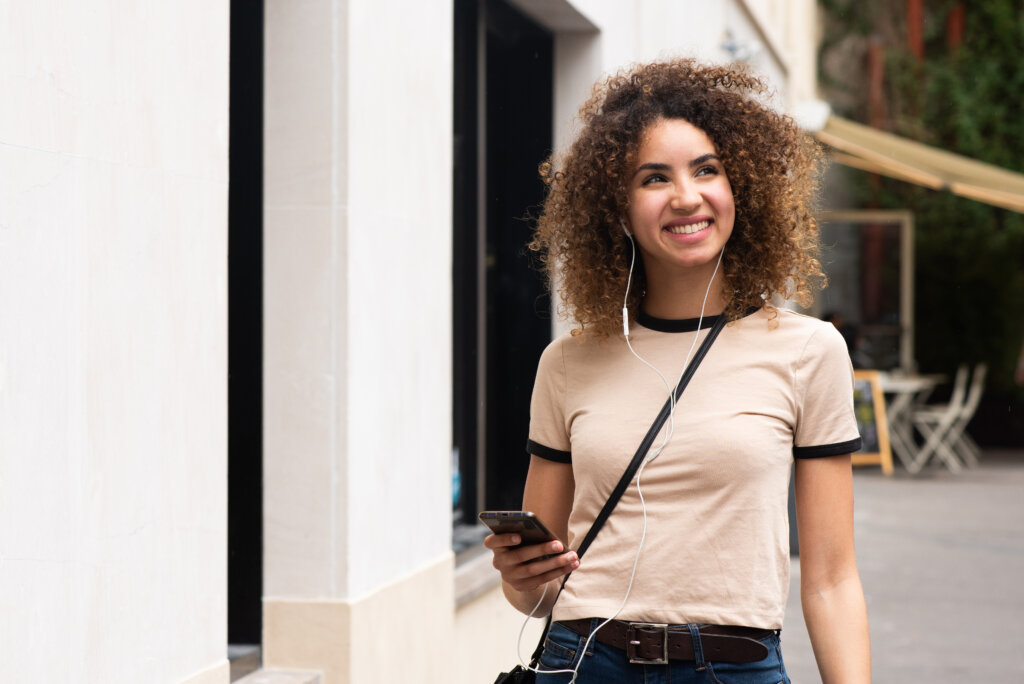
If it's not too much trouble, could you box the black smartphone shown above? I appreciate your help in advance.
[478,510,559,548]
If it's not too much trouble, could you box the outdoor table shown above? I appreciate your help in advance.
[878,372,944,472]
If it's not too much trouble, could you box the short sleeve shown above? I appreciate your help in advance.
[792,324,863,458]
[526,337,572,463]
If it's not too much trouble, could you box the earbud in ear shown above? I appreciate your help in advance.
[619,218,632,237]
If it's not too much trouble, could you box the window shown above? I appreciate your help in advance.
[817,210,915,372]
[452,0,554,552]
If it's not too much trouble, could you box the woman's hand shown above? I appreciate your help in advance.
[493,455,575,615]
[484,533,579,593]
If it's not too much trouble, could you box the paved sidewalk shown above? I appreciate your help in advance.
[782,450,1024,682]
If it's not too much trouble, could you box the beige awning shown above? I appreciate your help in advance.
[813,115,1024,214]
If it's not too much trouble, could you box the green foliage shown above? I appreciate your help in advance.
[820,0,1024,393]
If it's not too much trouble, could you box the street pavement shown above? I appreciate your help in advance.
[782,450,1024,683]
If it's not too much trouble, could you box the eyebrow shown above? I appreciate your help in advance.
[690,153,720,167]
[633,154,722,177]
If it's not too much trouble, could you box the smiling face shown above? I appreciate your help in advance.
[625,118,735,283]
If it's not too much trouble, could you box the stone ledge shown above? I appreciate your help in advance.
[234,670,321,684]
[454,542,501,607]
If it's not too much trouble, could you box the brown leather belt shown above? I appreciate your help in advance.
[559,619,773,665]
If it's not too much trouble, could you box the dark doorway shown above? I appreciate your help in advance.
[482,1,554,510]
[452,0,553,541]
[228,0,263,665]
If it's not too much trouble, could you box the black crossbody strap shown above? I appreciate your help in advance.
[574,313,727,560]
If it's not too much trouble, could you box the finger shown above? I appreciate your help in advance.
[483,533,522,550]
[508,540,565,565]
[506,549,578,581]
[508,555,581,592]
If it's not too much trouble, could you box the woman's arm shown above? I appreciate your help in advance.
[483,455,577,616]
[795,454,871,683]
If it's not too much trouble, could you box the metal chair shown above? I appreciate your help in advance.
[943,364,987,467]
[910,364,986,473]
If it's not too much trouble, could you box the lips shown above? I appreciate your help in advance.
[665,219,711,235]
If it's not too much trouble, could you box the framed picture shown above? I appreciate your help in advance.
[852,370,894,475]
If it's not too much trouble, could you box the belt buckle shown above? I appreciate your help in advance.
[626,622,669,665]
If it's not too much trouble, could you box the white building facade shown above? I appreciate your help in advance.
[0,1,818,682]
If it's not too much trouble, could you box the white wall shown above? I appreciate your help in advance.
[264,0,453,603]
[262,2,455,680]
[0,2,230,683]
[344,0,454,598]
[552,0,798,150]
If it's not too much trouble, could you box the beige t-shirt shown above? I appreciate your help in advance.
[527,308,861,629]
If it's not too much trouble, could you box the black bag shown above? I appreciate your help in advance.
[493,664,536,683]
[492,613,549,683]
[491,317,725,682]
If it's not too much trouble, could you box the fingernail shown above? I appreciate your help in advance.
[510,535,520,545]
[571,559,580,569]
[550,542,563,553]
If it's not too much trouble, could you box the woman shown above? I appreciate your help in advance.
[485,59,871,683]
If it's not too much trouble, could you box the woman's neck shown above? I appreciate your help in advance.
[642,264,728,320]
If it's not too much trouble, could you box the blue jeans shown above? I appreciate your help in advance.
[535,620,790,684]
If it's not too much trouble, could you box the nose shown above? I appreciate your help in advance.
[670,179,702,213]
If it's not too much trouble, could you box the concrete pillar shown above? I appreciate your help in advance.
[262,1,455,681]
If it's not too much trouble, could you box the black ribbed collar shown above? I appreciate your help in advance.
[636,306,759,333]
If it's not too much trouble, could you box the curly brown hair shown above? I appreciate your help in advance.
[530,58,826,338]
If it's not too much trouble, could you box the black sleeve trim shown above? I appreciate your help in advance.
[526,439,572,464]
[793,437,863,459]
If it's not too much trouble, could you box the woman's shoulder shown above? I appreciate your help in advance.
[734,307,847,352]
[774,307,838,332]
[546,327,609,353]
[773,309,850,363]
[537,327,624,372]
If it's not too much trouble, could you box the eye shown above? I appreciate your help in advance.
[640,173,668,186]
[695,165,719,177]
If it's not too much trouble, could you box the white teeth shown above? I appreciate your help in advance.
[667,220,710,234]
